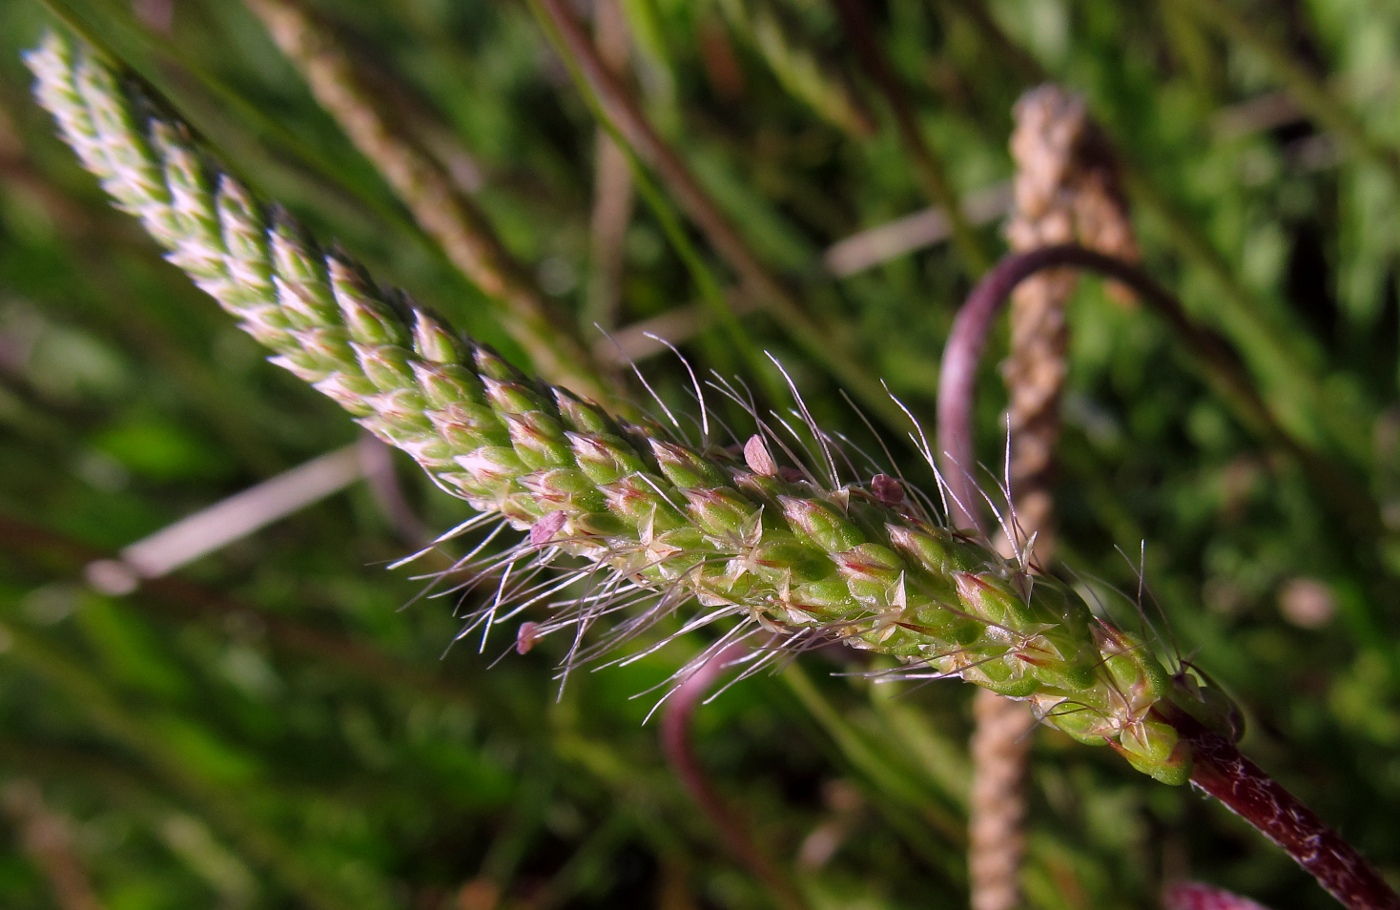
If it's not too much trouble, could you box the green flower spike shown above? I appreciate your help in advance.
[27,29,1240,786]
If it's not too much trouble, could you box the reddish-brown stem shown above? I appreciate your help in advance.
[660,644,807,910]
[937,244,1251,528]
[1167,709,1400,910]
[935,244,1380,539]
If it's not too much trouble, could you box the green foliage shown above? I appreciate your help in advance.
[0,1,1397,908]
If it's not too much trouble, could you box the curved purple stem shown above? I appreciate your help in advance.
[660,645,807,910]
[937,243,1250,531]
[936,244,1400,909]
[935,244,1381,538]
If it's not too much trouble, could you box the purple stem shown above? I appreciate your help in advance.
[938,244,1244,530]
[934,244,1379,537]
[1168,709,1400,910]
[936,244,1400,909]
[660,644,807,910]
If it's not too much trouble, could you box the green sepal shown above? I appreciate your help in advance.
[481,376,549,417]
[505,412,573,470]
[599,476,688,531]
[356,343,418,393]
[683,487,761,539]
[516,468,608,512]
[779,496,865,552]
[568,432,649,485]
[554,390,618,437]
[651,440,729,488]
[1115,718,1192,786]
[412,361,487,411]
[411,312,463,364]
[746,540,833,584]
[832,543,905,604]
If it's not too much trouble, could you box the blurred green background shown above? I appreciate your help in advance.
[0,0,1397,907]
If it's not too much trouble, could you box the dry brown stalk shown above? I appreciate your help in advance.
[241,0,612,403]
[968,84,1141,910]
[1000,84,1139,559]
[583,0,635,336]
[968,690,1036,910]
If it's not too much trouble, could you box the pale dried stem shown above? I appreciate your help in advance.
[822,184,1014,279]
[358,433,433,547]
[85,444,365,593]
[970,85,1141,910]
[582,0,635,335]
[1,516,477,708]
[241,0,612,402]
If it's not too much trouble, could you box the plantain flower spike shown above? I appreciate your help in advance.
[27,30,1240,785]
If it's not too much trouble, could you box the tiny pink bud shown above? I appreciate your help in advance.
[744,434,778,476]
[515,621,542,655]
[870,473,904,505]
[530,511,567,548]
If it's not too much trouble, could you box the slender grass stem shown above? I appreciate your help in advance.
[713,0,875,139]
[581,0,634,337]
[1170,0,1400,192]
[530,0,914,431]
[828,0,992,274]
